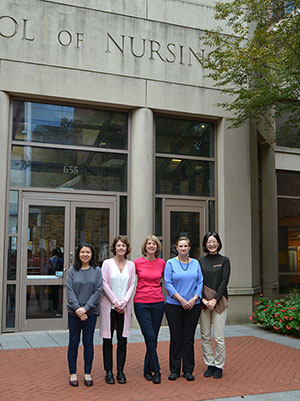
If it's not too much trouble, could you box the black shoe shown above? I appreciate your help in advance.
[152,372,161,384]
[168,373,180,381]
[69,378,79,387]
[183,372,195,381]
[204,365,215,378]
[84,378,93,387]
[105,371,115,384]
[117,371,127,384]
[213,367,223,379]
[144,372,153,381]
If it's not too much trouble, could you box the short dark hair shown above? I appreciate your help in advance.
[74,243,96,271]
[202,231,222,253]
[110,236,131,257]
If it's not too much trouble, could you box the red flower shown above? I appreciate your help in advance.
[254,301,258,306]
[286,325,291,330]
[297,327,300,331]
[249,316,253,321]
[274,314,278,317]
[289,316,294,320]
[273,326,279,330]
[280,309,287,312]
[260,294,263,297]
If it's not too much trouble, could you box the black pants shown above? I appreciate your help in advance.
[102,309,127,372]
[165,303,201,374]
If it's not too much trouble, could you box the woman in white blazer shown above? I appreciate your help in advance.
[100,236,135,385]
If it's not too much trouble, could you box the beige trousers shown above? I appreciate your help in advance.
[200,307,228,369]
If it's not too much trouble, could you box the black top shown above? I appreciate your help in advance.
[198,254,230,300]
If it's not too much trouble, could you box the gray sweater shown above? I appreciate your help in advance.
[67,266,102,316]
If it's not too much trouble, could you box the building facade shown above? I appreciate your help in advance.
[0,0,297,333]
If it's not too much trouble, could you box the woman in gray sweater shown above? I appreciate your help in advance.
[67,243,102,387]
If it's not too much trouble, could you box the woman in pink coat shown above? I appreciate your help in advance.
[100,236,136,385]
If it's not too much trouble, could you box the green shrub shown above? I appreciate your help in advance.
[250,292,300,338]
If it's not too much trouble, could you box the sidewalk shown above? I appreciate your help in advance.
[0,324,299,401]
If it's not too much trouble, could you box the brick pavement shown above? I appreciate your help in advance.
[0,336,299,401]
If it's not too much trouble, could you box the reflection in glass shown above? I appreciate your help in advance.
[6,284,16,328]
[11,146,127,192]
[9,191,18,234]
[12,100,128,150]
[8,237,17,280]
[170,211,200,259]
[75,207,110,267]
[277,171,300,197]
[156,158,214,196]
[156,116,214,157]
[27,205,65,276]
[278,197,300,294]
[26,285,63,319]
[119,196,127,235]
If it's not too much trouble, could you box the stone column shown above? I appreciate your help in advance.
[0,91,10,331]
[129,108,154,259]
[129,107,154,329]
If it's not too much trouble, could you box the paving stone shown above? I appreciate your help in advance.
[0,336,300,401]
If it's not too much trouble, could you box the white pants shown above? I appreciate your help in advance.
[200,307,228,369]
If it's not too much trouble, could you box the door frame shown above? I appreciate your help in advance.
[19,191,116,331]
[163,198,207,260]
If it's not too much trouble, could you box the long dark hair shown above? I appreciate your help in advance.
[74,243,96,271]
[202,231,222,253]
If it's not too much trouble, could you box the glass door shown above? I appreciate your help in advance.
[20,194,115,331]
[70,201,114,267]
[164,200,206,260]
[21,199,70,331]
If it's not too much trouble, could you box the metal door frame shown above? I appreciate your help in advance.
[19,192,116,331]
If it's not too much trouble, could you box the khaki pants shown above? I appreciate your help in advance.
[200,307,228,369]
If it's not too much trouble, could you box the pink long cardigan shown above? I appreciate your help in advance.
[100,258,136,338]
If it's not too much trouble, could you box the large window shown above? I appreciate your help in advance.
[11,100,128,192]
[156,117,215,197]
[155,116,216,256]
[277,170,300,294]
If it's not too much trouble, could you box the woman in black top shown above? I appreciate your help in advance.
[199,232,230,379]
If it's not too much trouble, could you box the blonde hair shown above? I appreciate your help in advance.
[141,235,162,257]
[176,236,191,247]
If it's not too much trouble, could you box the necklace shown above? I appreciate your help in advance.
[178,257,189,271]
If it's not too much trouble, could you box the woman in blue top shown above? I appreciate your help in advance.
[164,237,203,382]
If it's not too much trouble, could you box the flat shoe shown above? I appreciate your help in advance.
[117,371,127,384]
[204,365,215,378]
[168,373,180,381]
[84,378,93,387]
[152,372,161,384]
[183,372,195,381]
[105,371,115,384]
[69,379,79,387]
[213,367,223,379]
[144,372,153,381]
